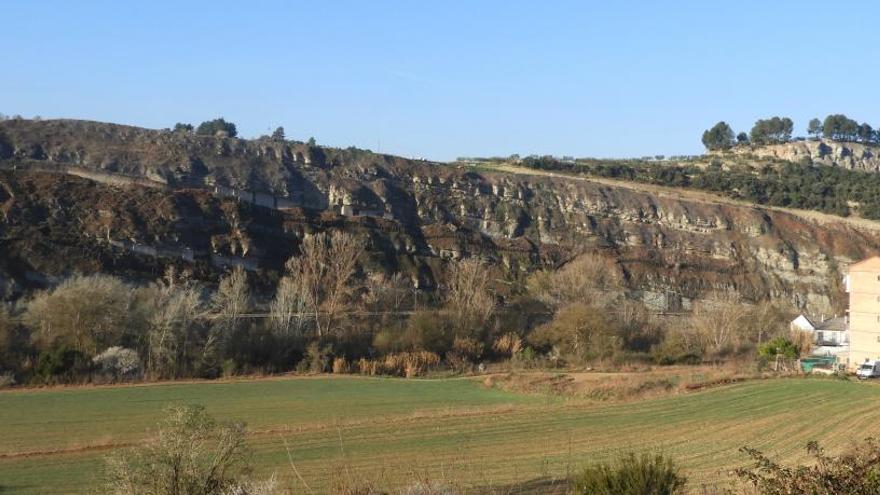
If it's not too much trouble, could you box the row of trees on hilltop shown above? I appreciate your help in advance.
[702,114,880,150]
[173,118,239,138]
[813,114,877,142]
[172,118,312,144]
[0,113,314,144]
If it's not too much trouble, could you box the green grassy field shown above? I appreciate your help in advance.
[1,375,879,494]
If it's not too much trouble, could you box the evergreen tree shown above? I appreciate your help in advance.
[807,118,822,139]
[701,122,735,151]
[750,117,794,145]
[823,114,859,141]
[858,123,874,144]
[196,118,237,138]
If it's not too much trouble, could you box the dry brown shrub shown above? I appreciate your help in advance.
[373,351,441,378]
[528,303,619,363]
[688,295,747,356]
[332,357,350,374]
[789,328,814,356]
[404,351,440,378]
[447,336,484,372]
[492,333,523,357]
[494,364,758,402]
[526,253,623,308]
[356,357,377,376]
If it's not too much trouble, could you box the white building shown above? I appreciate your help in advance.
[790,314,849,356]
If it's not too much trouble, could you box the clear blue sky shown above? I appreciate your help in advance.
[3,1,879,161]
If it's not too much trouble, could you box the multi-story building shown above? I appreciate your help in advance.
[845,256,880,369]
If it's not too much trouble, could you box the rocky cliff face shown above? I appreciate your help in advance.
[1,119,876,312]
[730,139,880,172]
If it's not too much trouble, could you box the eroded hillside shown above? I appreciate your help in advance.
[0,118,876,311]
[730,138,880,171]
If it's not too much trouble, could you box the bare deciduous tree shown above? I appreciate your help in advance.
[742,301,791,347]
[362,272,411,313]
[145,271,203,379]
[445,258,495,332]
[212,266,250,324]
[283,232,363,337]
[203,267,250,368]
[527,253,623,308]
[269,275,308,338]
[689,294,746,356]
[24,274,134,356]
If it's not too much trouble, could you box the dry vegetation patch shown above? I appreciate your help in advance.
[488,364,768,402]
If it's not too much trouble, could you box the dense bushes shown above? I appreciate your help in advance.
[757,337,799,360]
[195,117,237,138]
[528,302,620,362]
[0,231,794,385]
[374,310,452,355]
[24,274,135,356]
[34,346,91,383]
[570,453,687,495]
[173,122,193,133]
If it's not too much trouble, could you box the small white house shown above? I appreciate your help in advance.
[790,314,815,333]
[790,314,849,356]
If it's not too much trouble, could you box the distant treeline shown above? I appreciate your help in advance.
[520,155,880,219]
[702,114,880,150]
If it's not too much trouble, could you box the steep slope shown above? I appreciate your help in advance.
[0,118,876,312]
[729,138,880,171]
